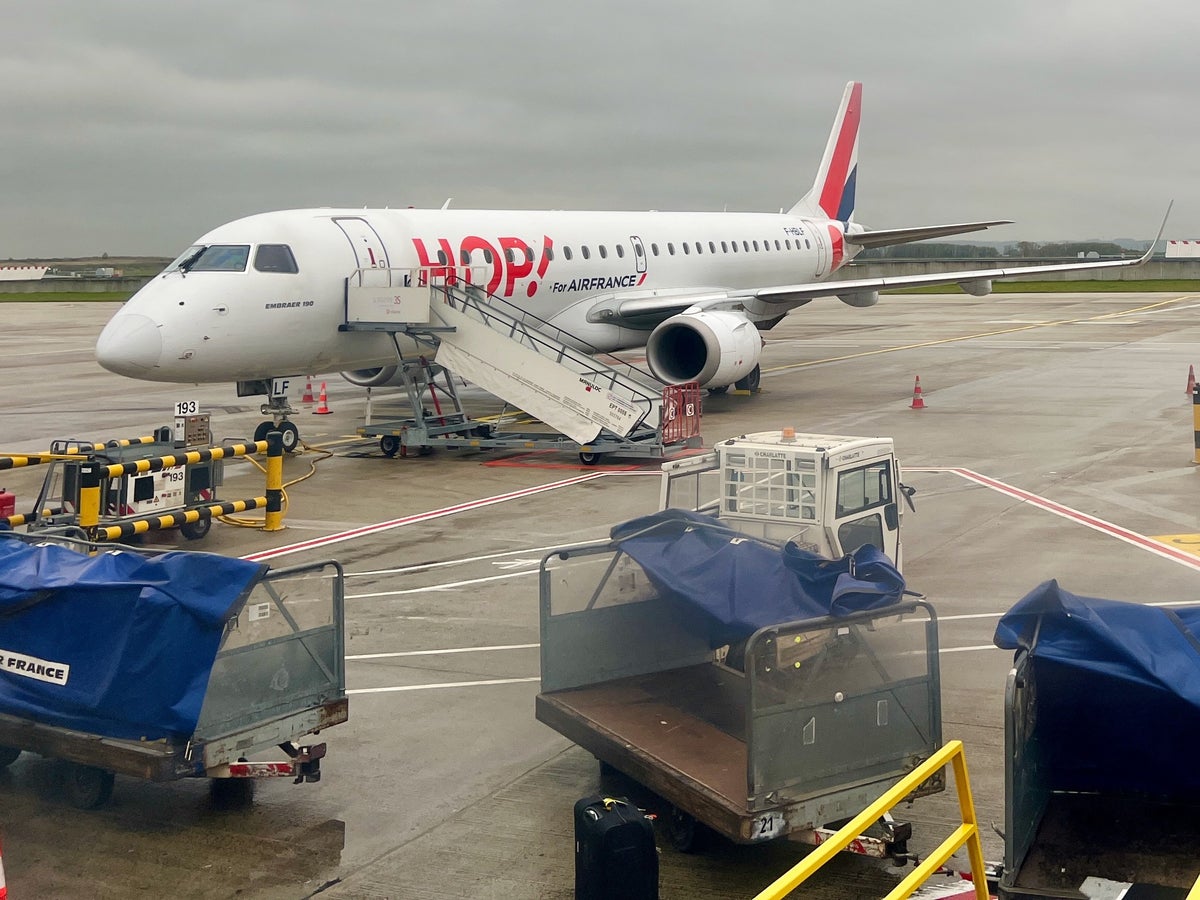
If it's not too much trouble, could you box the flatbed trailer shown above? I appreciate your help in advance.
[534,536,944,855]
[0,533,347,808]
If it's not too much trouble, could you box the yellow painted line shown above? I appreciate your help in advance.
[765,294,1200,374]
[1151,534,1200,558]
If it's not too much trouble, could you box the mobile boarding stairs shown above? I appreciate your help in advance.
[340,267,702,462]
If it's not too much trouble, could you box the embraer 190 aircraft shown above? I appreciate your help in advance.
[96,82,1164,449]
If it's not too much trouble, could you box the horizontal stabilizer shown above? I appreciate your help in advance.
[846,220,1013,250]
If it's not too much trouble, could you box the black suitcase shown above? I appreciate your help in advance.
[574,795,658,900]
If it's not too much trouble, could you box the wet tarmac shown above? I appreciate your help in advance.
[2,291,1199,897]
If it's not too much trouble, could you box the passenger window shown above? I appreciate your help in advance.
[721,241,728,253]
[682,243,690,255]
[438,249,449,265]
[564,246,573,261]
[709,242,716,254]
[804,239,811,249]
[253,244,298,274]
[785,240,792,250]
[484,249,494,264]
[546,246,555,261]
[599,245,608,259]
[753,241,760,252]
[504,248,515,263]
[460,249,471,265]
[731,242,738,253]
[775,240,782,250]
[667,243,675,256]
[616,245,625,258]
[525,248,535,262]
[634,242,644,257]
[582,245,591,260]
[651,243,660,255]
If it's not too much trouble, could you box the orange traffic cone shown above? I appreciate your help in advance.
[313,382,332,415]
[302,377,315,404]
[910,376,926,409]
[1187,365,1196,396]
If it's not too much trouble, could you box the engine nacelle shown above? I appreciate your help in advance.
[839,290,880,308]
[645,310,762,388]
[340,366,407,388]
[958,278,993,297]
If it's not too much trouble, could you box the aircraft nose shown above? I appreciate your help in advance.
[96,313,162,376]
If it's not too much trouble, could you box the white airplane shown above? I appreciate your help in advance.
[96,82,1165,450]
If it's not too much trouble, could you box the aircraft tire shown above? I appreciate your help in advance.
[735,365,761,392]
[277,421,300,453]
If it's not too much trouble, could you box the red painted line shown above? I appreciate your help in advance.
[242,472,609,562]
[909,467,1200,573]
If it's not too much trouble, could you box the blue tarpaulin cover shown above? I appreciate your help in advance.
[994,580,1200,796]
[0,537,267,741]
[611,509,906,646]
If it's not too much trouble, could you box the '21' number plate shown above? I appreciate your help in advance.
[750,811,785,841]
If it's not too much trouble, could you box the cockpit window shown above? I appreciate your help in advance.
[254,244,299,273]
[171,244,250,273]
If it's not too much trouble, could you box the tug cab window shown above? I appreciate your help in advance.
[253,244,299,273]
[172,244,251,273]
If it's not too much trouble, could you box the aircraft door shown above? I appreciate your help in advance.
[630,236,647,274]
[803,220,828,277]
[828,457,899,562]
[334,217,391,287]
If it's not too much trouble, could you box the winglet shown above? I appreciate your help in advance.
[789,82,861,221]
[1133,200,1173,264]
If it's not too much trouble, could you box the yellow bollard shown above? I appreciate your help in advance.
[1193,382,1200,465]
[77,462,101,539]
[263,431,285,532]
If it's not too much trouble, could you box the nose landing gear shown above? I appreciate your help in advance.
[255,395,301,452]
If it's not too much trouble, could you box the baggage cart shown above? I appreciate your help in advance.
[535,513,943,857]
[0,532,347,808]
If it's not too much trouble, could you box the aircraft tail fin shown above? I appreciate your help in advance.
[789,81,861,221]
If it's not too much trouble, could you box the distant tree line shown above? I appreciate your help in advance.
[858,241,1133,260]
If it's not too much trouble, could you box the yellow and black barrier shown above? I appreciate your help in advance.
[95,497,268,542]
[95,439,269,480]
[0,431,164,471]
[74,431,285,540]
[0,453,82,472]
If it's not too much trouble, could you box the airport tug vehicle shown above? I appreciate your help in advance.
[537,430,941,858]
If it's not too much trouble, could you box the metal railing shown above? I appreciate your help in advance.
[751,739,989,900]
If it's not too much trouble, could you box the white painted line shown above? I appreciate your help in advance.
[348,643,538,660]
[243,471,610,561]
[908,466,1200,574]
[940,645,1004,654]
[347,569,535,599]
[347,540,604,578]
[348,676,540,695]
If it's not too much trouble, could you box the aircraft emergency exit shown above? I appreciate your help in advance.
[96,82,1166,449]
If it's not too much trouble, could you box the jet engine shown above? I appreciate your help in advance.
[645,310,762,388]
[838,291,880,308]
[340,366,408,388]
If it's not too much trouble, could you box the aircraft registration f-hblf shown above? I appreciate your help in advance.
[96,82,1167,449]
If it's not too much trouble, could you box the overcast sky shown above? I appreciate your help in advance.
[2,1,1196,258]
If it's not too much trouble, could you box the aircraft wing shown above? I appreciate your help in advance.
[845,220,1013,249]
[595,205,1170,322]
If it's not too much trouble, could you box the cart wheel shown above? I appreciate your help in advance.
[0,745,21,769]
[179,517,211,541]
[706,384,729,396]
[578,451,604,466]
[210,777,256,808]
[665,805,707,853]
[60,762,115,809]
[379,435,400,458]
